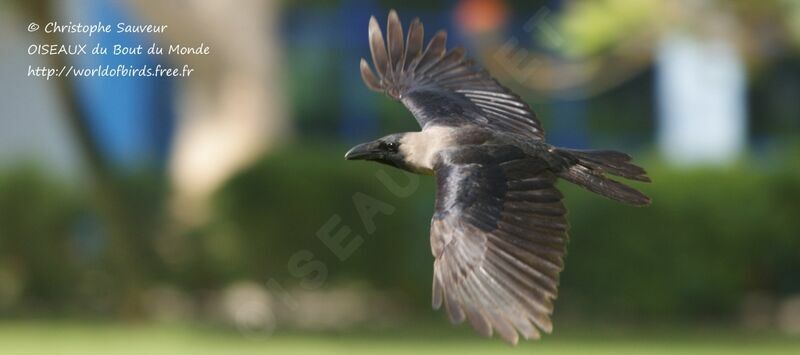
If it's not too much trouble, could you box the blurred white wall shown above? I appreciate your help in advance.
[657,31,746,166]
[656,3,747,166]
[0,8,82,179]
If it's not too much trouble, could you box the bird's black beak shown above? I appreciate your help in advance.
[344,141,382,161]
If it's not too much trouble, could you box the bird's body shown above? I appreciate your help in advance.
[345,10,651,344]
[399,125,461,174]
[397,125,547,174]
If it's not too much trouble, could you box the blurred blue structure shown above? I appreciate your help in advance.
[338,0,380,142]
[549,96,589,149]
[539,0,587,149]
[69,0,175,169]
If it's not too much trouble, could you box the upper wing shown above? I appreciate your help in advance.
[361,10,545,139]
[430,145,568,344]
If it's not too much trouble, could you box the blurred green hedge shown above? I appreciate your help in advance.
[1,146,799,321]
[559,162,800,320]
[0,169,86,314]
[210,146,800,321]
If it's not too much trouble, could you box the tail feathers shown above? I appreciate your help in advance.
[557,149,651,206]
[563,149,650,182]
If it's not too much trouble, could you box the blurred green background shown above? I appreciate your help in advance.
[1,0,800,353]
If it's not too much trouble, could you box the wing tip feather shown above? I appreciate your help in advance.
[360,58,383,92]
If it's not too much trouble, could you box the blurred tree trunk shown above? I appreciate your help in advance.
[130,0,290,227]
[21,0,144,315]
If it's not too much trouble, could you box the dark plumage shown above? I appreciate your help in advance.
[346,10,651,344]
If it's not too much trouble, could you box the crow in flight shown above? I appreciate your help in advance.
[345,10,651,344]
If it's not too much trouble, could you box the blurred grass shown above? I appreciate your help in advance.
[1,321,799,355]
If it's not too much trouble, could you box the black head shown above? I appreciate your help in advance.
[344,133,409,170]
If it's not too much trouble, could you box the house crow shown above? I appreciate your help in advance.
[345,10,651,344]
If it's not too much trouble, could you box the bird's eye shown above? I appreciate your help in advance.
[381,141,398,152]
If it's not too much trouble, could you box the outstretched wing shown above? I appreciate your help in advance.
[430,145,568,344]
[361,10,544,140]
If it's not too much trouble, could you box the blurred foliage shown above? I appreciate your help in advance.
[0,169,82,313]
[552,0,800,59]
[1,147,800,322]
[555,0,661,58]
[787,0,800,45]
[560,157,800,320]
[209,144,435,303]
